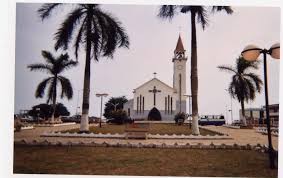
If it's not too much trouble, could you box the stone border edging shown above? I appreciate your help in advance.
[14,139,269,153]
[148,134,232,139]
[256,128,278,137]
[40,131,232,140]
[41,132,125,138]
[33,122,76,127]
[21,126,34,130]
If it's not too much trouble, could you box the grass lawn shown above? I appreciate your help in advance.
[14,145,277,177]
[63,123,219,136]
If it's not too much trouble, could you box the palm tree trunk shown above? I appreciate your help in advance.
[240,100,247,126]
[191,12,200,135]
[51,77,57,123]
[80,11,92,132]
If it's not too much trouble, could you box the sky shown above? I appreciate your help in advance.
[15,3,280,124]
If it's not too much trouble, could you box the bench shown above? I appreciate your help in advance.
[125,123,149,139]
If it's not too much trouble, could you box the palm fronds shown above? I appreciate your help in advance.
[41,50,55,64]
[38,3,62,20]
[28,50,76,105]
[58,76,73,99]
[54,7,84,50]
[27,63,52,74]
[212,6,233,14]
[35,77,53,98]
[158,5,178,20]
[218,56,263,104]
[217,65,237,74]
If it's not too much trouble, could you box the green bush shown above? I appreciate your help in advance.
[174,112,186,125]
[107,110,131,124]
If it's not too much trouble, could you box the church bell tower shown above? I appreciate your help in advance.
[173,35,187,112]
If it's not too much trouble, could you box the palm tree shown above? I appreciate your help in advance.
[38,4,129,132]
[27,50,77,123]
[158,5,233,135]
[218,56,263,126]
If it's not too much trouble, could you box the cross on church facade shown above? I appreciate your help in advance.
[148,86,161,106]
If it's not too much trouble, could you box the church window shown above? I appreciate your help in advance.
[168,95,170,113]
[137,97,139,114]
[171,97,173,114]
[140,95,142,114]
[165,97,167,114]
[143,97,145,113]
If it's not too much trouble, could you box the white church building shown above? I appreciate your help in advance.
[124,35,189,121]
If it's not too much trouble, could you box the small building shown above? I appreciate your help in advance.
[239,104,279,127]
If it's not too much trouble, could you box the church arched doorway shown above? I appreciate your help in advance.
[148,107,162,121]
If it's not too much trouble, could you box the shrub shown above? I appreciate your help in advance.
[174,112,186,125]
[107,110,132,125]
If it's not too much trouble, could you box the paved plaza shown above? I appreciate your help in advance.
[14,124,278,150]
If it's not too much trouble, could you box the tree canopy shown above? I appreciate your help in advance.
[103,96,128,119]
[28,103,70,119]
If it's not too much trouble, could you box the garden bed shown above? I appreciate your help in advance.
[61,123,221,136]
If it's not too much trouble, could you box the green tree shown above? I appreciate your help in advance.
[104,96,128,119]
[158,5,233,135]
[27,50,77,122]
[218,56,263,126]
[28,103,52,121]
[28,103,70,120]
[108,110,129,125]
[38,4,129,132]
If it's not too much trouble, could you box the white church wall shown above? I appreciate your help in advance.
[133,78,177,111]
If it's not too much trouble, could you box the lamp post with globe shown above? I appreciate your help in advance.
[241,43,280,169]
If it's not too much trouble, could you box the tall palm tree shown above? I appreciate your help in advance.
[218,56,263,126]
[158,5,233,135]
[27,50,77,123]
[38,4,129,132]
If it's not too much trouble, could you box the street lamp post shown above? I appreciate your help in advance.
[241,43,280,169]
[96,93,109,128]
[109,102,119,111]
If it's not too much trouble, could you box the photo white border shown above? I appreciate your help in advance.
[1,0,282,178]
